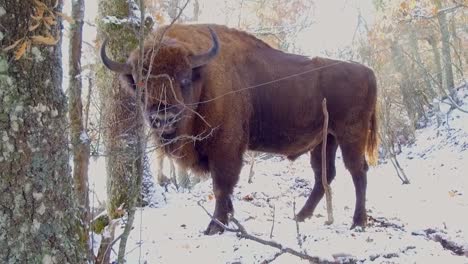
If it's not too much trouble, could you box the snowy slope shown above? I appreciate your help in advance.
[90,86,468,263]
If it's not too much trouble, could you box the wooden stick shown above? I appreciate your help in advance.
[322,98,334,225]
[197,201,330,263]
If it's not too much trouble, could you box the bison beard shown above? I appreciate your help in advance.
[101,24,379,235]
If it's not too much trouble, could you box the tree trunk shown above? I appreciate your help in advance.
[434,0,456,97]
[0,0,87,262]
[193,0,200,21]
[391,44,426,127]
[427,36,444,95]
[97,1,150,261]
[69,0,91,254]
[408,25,436,100]
[168,0,180,21]
[449,18,465,82]
[97,0,144,219]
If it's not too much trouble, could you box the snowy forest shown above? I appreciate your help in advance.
[0,0,467,263]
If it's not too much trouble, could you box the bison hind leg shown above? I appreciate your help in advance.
[296,135,338,222]
[339,138,369,229]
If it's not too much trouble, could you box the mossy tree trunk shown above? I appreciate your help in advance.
[0,0,87,262]
[97,0,143,219]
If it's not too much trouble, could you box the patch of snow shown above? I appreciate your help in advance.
[80,131,89,144]
[87,86,468,263]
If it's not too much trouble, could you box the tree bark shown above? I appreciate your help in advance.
[427,35,444,95]
[69,0,91,254]
[408,25,436,100]
[97,0,144,219]
[0,0,87,262]
[391,43,426,127]
[434,0,456,97]
[193,0,200,21]
[97,0,150,261]
[168,0,180,21]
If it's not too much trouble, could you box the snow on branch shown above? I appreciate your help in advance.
[102,0,153,27]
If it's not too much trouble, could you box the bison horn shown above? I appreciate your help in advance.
[190,27,220,68]
[100,38,132,74]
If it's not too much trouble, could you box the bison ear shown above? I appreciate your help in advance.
[119,74,136,96]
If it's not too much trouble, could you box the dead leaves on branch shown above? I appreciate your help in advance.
[14,40,30,60]
[2,0,72,60]
[31,35,60,45]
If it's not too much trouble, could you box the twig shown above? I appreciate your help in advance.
[197,201,330,264]
[293,200,303,247]
[321,98,334,225]
[269,204,275,239]
[197,201,237,232]
[248,151,257,184]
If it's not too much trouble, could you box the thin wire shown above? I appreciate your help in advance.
[146,60,346,107]
[197,61,345,106]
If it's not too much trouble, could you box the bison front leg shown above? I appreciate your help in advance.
[204,155,242,235]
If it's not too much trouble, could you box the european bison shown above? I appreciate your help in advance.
[101,24,378,235]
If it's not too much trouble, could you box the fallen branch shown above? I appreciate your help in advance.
[322,98,334,225]
[412,228,466,256]
[197,201,331,264]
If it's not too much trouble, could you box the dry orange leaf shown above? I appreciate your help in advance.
[56,12,75,24]
[155,13,165,24]
[31,5,45,20]
[31,35,59,45]
[14,41,28,60]
[31,14,43,21]
[29,22,41,31]
[43,16,56,26]
[33,0,48,9]
[3,38,23,52]
[400,2,408,11]
[208,194,214,201]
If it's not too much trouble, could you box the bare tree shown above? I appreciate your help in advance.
[0,0,87,262]
[433,0,456,99]
[69,0,91,256]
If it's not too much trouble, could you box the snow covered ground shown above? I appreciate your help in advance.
[89,86,468,263]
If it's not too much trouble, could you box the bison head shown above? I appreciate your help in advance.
[100,28,219,140]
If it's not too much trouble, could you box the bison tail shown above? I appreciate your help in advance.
[366,109,379,166]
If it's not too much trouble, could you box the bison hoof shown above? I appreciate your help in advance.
[295,210,313,222]
[350,219,367,231]
[204,220,225,235]
[350,225,366,232]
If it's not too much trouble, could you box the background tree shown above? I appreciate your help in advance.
[97,0,154,261]
[68,0,92,256]
[97,0,146,220]
[0,0,87,262]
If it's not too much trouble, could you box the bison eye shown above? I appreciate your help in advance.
[180,78,192,88]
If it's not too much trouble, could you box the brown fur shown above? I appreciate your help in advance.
[120,24,379,234]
